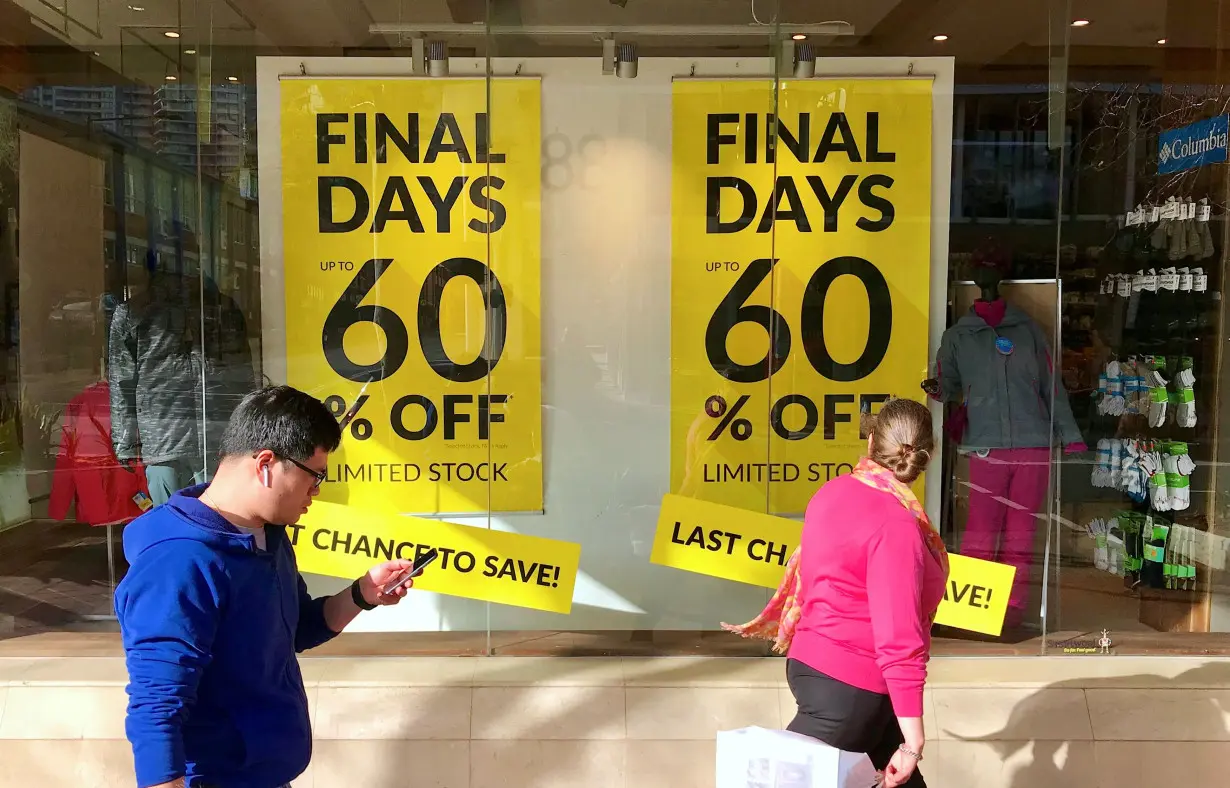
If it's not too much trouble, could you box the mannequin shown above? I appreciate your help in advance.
[972,259,1002,300]
[923,249,1085,632]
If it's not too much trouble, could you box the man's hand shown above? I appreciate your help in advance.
[322,559,417,634]
[357,559,416,607]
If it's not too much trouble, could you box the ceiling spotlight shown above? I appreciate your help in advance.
[1157,38,1167,45]
[164,31,181,39]
[165,75,177,81]
[1071,19,1090,27]
[794,43,815,79]
[933,34,949,41]
[427,40,449,77]
[227,76,239,82]
[185,49,196,55]
[616,42,638,78]
[792,34,807,41]
[127,5,145,10]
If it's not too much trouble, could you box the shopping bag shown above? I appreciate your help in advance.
[716,726,880,788]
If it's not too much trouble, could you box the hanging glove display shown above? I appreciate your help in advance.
[1145,447,1171,512]
[1147,357,1169,428]
[1176,444,1197,476]
[1122,358,1145,415]
[1092,440,1112,487]
[1107,530,1125,577]
[1185,210,1202,257]
[1179,266,1193,292]
[1122,441,1147,503]
[1101,360,1125,416]
[1197,199,1216,259]
[1138,360,1155,416]
[1175,357,1197,428]
[1151,216,1170,251]
[1165,199,1189,260]
[1164,446,1189,512]
[1108,439,1124,489]
[1088,518,1110,572]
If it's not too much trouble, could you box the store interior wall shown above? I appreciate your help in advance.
[15,131,105,523]
[0,100,16,529]
[257,54,954,633]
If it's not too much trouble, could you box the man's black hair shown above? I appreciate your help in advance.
[218,385,341,462]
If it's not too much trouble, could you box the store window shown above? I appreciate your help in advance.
[0,0,1228,658]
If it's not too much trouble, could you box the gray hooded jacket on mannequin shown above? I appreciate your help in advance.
[935,303,1083,451]
[107,274,254,467]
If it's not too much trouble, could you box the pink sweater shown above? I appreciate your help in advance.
[787,475,946,717]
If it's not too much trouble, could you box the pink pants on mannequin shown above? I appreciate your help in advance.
[961,447,1051,625]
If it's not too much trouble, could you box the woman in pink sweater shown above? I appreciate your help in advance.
[725,398,948,788]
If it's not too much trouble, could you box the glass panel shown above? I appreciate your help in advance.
[474,1,783,655]
[1,0,1228,660]
[0,0,217,632]
[1053,1,1230,654]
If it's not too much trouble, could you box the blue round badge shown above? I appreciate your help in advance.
[995,336,1015,356]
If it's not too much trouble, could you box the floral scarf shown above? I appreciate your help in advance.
[721,457,949,654]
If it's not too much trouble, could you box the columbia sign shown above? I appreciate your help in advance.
[1158,114,1230,174]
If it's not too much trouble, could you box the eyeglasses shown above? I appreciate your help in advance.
[281,456,328,489]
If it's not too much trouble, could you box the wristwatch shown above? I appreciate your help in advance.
[350,578,376,611]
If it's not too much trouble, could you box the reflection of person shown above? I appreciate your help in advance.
[723,399,947,788]
[678,379,737,498]
[200,274,257,478]
[108,252,205,504]
[115,386,416,788]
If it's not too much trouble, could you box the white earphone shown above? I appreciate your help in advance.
[262,466,272,487]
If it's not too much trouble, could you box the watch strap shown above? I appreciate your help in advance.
[350,578,376,611]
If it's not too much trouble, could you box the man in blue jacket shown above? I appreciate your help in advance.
[115,386,416,788]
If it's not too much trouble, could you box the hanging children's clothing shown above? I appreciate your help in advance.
[49,381,151,526]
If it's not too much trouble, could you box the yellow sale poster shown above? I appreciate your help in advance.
[280,78,542,514]
[671,79,934,515]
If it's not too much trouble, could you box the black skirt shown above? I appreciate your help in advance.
[785,659,927,788]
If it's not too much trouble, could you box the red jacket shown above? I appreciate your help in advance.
[49,381,149,526]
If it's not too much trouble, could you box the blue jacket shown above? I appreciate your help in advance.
[115,485,338,788]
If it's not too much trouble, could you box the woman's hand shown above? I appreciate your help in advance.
[882,750,917,787]
[882,744,921,787]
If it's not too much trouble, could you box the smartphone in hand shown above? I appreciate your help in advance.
[382,548,439,595]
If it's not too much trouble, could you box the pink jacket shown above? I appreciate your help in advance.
[786,475,946,717]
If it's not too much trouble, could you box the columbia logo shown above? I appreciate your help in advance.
[1159,145,1172,163]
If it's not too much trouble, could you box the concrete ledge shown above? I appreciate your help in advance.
[2,654,1230,688]
[1,738,1227,788]
[0,656,1228,787]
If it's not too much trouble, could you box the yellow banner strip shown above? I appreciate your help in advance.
[651,494,1016,635]
[290,501,581,614]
